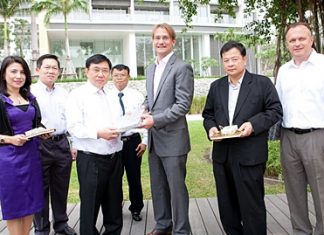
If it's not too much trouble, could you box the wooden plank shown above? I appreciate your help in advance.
[207,198,225,234]
[189,198,207,235]
[145,200,155,234]
[121,201,132,235]
[195,198,223,235]
[265,197,292,234]
[266,210,288,235]
[128,200,148,235]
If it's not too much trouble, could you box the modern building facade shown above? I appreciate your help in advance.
[1,0,257,77]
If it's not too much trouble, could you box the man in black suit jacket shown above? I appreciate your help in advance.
[203,41,282,235]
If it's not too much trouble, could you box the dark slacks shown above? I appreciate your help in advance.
[77,151,123,235]
[121,133,144,213]
[213,155,266,235]
[34,136,72,234]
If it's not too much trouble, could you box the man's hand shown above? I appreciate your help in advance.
[97,128,120,140]
[71,148,77,160]
[140,113,154,129]
[136,143,147,157]
[209,127,222,142]
[239,122,253,137]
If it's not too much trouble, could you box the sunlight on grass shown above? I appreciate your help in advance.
[68,120,285,202]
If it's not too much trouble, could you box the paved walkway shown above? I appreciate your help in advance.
[0,193,316,234]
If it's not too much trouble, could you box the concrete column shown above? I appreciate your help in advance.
[124,32,137,78]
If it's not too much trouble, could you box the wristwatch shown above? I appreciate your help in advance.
[0,136,5,144]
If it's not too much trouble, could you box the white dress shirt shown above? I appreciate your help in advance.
[228,75,244,125]
[66,81,123,155]
[276,49,324,129]
[31,81,68,135]
[108,86,148,145]
[153,51,174,99]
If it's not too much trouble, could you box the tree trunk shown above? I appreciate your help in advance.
[62,14,77,78]
[30,11,39,76]
[296,0,305,21]
[312,0,321,52]
[3,17,9,56]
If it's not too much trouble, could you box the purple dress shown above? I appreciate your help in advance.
[0,96,44,220]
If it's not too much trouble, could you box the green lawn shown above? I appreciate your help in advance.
[67,120,285,203]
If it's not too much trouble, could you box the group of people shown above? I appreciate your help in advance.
[0,21,323,235]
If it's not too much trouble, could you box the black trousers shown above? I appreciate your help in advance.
[121,133,144,213]
[33,136,72,234]
[213,155,266,235]
[77,151,123,235]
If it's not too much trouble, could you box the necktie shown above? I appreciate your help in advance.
[118,92,125,116]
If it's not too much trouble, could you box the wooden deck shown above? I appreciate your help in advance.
[0,193,316,234]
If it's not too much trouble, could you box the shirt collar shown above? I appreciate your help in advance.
[288,49,318,68]
[228,71,245,87]
[36,80,55,92]
[155,51,174,66]
[86,81,106,94]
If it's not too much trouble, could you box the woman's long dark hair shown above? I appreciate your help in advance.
[0,56,32,99]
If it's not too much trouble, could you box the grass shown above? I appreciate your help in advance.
[67,120,285,203]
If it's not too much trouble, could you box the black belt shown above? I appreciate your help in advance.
[78,150,117,159]
[50,134,66,141]
[286,128,320,134]
[121,133,140,142]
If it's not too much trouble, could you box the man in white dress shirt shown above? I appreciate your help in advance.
[276,22,324,235]
[109,64,147,222]
[31,54,76,235]
[66,54,123,235]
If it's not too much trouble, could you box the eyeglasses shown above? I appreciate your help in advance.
[89,68,110,75]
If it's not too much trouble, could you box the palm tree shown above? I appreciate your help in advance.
[0,0,28,56]
[32,0,88,78]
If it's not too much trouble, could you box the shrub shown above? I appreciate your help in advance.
[266,140,282,179]
[189,96,206,114]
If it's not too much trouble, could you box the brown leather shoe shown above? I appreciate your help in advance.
[146,229,172,235]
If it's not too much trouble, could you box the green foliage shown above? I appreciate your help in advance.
[189,96,206,114]
[12,18,30,58]
[201,57,219,77]
[266,140,282,179]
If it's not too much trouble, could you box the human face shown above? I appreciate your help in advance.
[153,27,176,60]
[222,48,246,82]
[4,62,26,92]
[112,69,129,91]
[36,58,60,88]
[286,25,314,65]
[86,61,110,89]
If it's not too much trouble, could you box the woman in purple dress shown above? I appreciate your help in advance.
[0,56,44,235]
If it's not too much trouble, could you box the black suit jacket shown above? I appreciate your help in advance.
[203,70,282,165]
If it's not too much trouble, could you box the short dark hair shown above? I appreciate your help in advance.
[112,64,130,75]
[36,54,60,69]
[0,56,32,99]
[85,54,112,69]
[220,40,246,58]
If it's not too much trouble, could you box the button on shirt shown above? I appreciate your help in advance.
[108,86,148,145]
[276,49,324,129]
[228,75,244,125]
[153,51,174,99]
[66,81,123,155]
[31,81,67,135]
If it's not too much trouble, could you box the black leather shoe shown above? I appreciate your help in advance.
[132,212,142,221]
[56,225,76,235]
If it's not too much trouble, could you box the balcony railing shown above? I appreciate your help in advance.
[50,9,246,26]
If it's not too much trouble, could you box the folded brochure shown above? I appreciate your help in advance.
[25,127,56,139]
